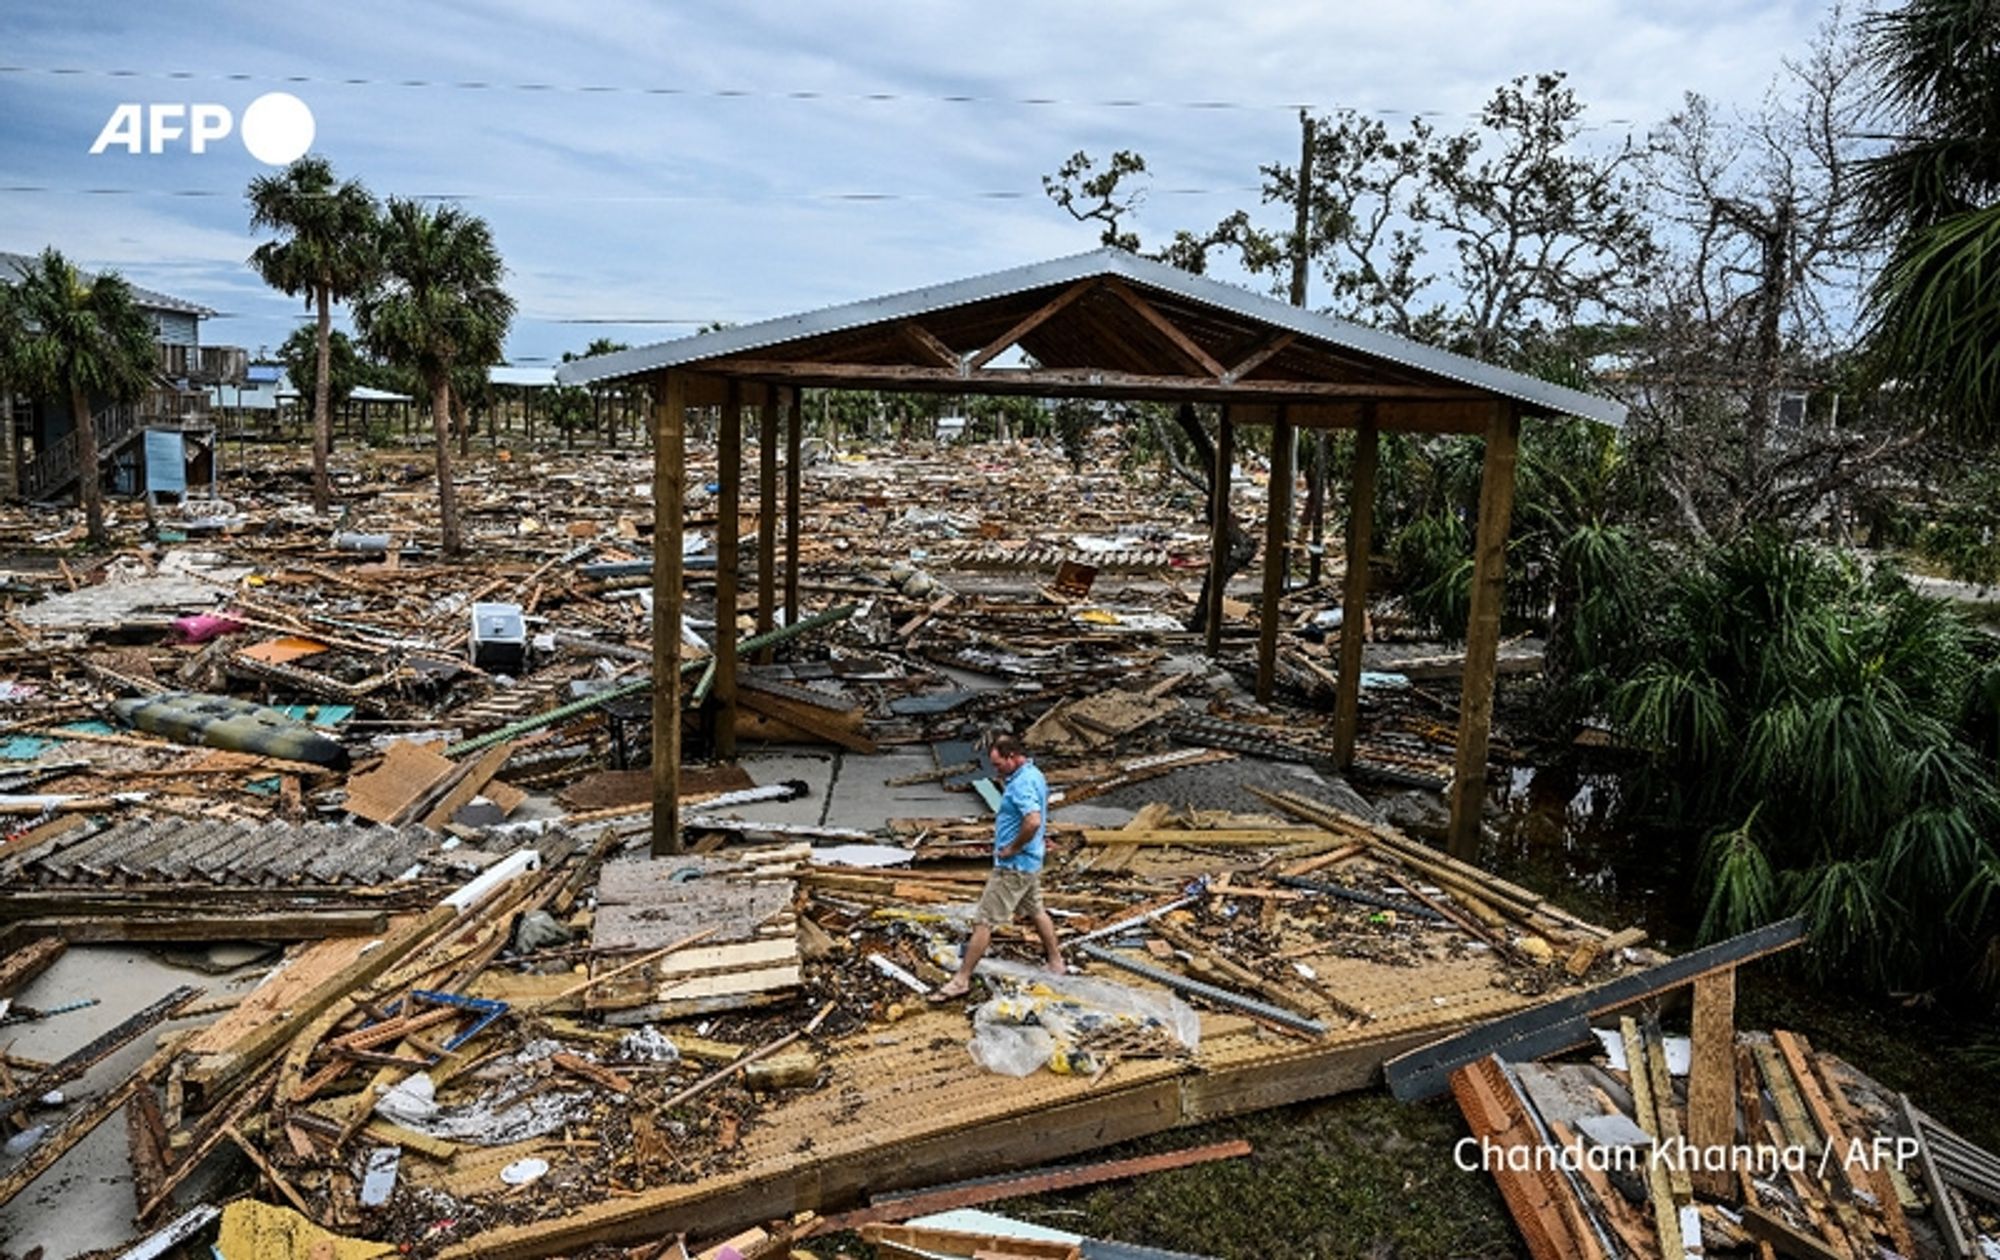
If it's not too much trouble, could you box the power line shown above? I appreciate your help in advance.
[0,183,1266,203]
[0,63,1639,126]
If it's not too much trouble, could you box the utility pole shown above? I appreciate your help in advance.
[1288,111,1329,588]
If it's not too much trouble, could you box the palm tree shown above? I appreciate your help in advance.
[248,156,379,513]
[1858,0,2000,431]
[353,199,513,555]
[0,249,156,546]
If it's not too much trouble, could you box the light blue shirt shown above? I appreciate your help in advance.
[993,760,1049,873]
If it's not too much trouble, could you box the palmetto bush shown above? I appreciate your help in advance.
[1566,531,2000,999]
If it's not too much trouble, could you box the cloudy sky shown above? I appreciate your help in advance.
[1,0,1839,366]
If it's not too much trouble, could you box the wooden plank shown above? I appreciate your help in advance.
[755,383,778,652]
[1385,918,1806,1101]
[896,321,963,372]
[706,357,1487,403]
[1204,407,1234,658]
[715,379,742,760]
[653,369,687,856]
[23,911,389,943]
[782,386,801,655]
[1752,1041,1822,1157]
[1078,827,1329,846]
[345,739,455,825]
[1331,408,1376,767]
[1811,1055,1915,1259]
[966,279,1095,371]
[863,1223,1080,1260]
[187,908,451,1096]
[0,1042,173,1210]
[1686,969,1737,1201]
[1221,330,1297,384]
[737,688,876,753]
[1256,406,1294,704]
[420,738,517,830]
[1642,1020,1695,1201]
[1447,401,1519,859]
[654,938,800,977]
[1449,1057,1599,1260]
[0,934,65,998]
[1100,278,1229,378]
[1739,1205,1851,1260]
[1622,1018,1686,1258]
[656,964,801,1002]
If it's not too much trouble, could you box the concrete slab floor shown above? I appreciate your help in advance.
[1,945,270,1260]
[725,747,979,832]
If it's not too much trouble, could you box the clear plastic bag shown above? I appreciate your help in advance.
[967,1021,1056,1077]
[965,957,1200,1077]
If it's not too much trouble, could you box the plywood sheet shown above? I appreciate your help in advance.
[345,740,454,825]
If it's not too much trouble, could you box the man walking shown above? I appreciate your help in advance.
[932,734,1065,1000]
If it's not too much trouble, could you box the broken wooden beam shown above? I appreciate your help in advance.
[1384,917,1807,1101]
[812,1139,1254,1234]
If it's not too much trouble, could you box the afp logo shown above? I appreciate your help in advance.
[89,91,316,166]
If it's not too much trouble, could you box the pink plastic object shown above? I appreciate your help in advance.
[170,612,245,643]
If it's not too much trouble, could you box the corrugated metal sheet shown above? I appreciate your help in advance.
[0,250,216,319]
[556,248,1625,428]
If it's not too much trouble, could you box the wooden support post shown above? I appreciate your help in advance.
[1204,407,1235,658]
[1687,969,1738,1201]
[1256,406,1294,703]
[715,380,742,761]
[1331,408,1377,767]
[756,383,778,656]
[652,371,687,856]
[1447,403,1521,861]
[783,386,802,637]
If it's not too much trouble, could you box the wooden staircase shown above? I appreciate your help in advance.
[20,400,210,501]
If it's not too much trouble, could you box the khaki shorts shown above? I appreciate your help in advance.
[973,868,1044,926]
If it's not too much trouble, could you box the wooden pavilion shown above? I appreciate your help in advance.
[555,248,1625,860]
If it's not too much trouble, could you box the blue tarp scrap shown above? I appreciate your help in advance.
[274,705,356,728]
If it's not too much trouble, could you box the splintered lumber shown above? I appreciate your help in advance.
[812,1139,1255,1234]
[0,934,65,997]
[1808,1055,1914,1258]
[1254,788,1586,939]
[862,1223,1081,1260]
[0,1040,177,1211]
[1641,1020,1694,1201]
[659,1000,834,1114]
[187,906,455,1099]
[1686,969,1738,1201]
[0,984,199,1125]
[1449,1056,1605,1260]
[1078,827,1332,847]
[1738,1205,1851,1260]
[1622,1018,1687,1259]
[1546,1117,1658,1259]
[1751,1041,1823,1158]
[344,739,456,825]
[1566,925,1648,978]
[1385,917,1807,1101]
